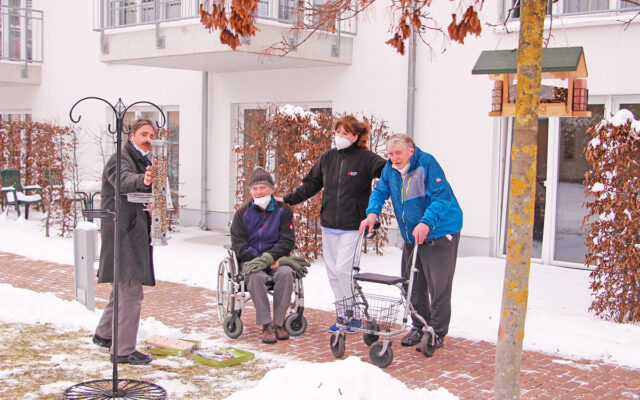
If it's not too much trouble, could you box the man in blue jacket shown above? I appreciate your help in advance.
[360,134,462,352]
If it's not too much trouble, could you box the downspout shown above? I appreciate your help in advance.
[199,71,209,230]
[406,28,417,138]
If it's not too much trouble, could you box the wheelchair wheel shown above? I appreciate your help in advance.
[217,257,236,323]
[418,333,436,357]
[369,341,393,368]
[362,319,379,347]
[222,315,243,339]
[284,313,307,336]
[329,332,346,358]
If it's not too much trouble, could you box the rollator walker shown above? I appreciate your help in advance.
[216,246,308,339]
[329,223,437,368]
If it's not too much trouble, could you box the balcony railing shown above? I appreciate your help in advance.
[0,4,43,64]
[93,0,356,36]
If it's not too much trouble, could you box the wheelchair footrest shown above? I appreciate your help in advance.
[353,272,405,285]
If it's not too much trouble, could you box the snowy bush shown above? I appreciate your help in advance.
[234,107,392,261]
[0,119,80,237]
[583,109,640,322]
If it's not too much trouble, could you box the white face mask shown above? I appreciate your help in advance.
[133,143,150,157]
[334,135,353,150]
[253,195,271,209]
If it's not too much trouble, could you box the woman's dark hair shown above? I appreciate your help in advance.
[333,115,371,149]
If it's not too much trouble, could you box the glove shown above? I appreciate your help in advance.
[278,255,311,278]
[242,253,274,276]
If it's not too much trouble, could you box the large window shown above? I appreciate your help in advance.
[504,0,639,20]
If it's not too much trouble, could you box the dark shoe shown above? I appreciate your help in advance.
[274,325,289,341]
[416,334,445,352]
[261,323,277,344]
[93,334,111,349]
[110,351,152,365]
[401,327,423,346]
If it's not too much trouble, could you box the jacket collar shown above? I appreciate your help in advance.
[338,140,360,154]
[125,140,151,166]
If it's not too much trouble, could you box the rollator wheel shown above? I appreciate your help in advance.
[284,313,307,336]
[329,332,346,358]
[362,319,379,347]
[418,333,436,357]
[222,315,243,339]
[369,341,394,368]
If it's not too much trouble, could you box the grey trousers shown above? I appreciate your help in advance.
[95,280,144,356]
[245,265,295,327]
[401,233,460,337]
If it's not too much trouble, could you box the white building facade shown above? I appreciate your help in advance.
[1,0,639,268]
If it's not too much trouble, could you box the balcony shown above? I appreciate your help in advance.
[94,0,355,72]
[0,4,43,85]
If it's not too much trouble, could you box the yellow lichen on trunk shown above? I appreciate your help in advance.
[494,1,547,399]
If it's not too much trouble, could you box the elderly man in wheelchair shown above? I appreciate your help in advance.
[221,166,310,344]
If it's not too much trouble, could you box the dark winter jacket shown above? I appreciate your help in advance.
[230,197,295,264]
[98,140,155,285]
[366,147,463,243]
[283,142,386,231]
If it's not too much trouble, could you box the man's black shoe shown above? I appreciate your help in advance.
[435,334,444,349]
[401,327,423,346]
[110,351,153,365]
[93,334,111,349]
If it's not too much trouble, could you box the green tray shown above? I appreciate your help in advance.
[193,347,254,368]
[148,339,200,357]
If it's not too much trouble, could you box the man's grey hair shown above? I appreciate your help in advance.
[387,133,416,150]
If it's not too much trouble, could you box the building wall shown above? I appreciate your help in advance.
[2,0,639,260]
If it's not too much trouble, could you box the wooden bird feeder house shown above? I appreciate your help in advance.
[472,46,591,118]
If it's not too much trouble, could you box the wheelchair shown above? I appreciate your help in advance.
[216,247,308,339]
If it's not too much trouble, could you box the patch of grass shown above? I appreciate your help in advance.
[0,323,280,399]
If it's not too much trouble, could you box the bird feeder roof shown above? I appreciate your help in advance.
[472,46,587,78]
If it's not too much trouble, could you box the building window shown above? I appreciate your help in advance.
[504,0,639,20]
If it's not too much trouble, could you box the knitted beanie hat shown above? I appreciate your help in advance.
[249,166,274,188]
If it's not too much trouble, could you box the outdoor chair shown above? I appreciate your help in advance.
[0,168,43,219]
[44,168,87,211]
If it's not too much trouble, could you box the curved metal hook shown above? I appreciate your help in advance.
[124,101,167,129]
[106,123,117,135]
[69,96,118,124]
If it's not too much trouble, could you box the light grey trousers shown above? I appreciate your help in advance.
[245,265,295,327]
[401,233,460,337]
[95,280,144,356]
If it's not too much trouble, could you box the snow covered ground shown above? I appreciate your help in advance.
[1,211,640,398]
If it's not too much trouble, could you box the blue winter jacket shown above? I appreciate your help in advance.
[366,147,463,243]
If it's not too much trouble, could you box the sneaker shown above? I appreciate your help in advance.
[274,325,289,341]
[401,327,423,346]
[261,323,277,344]
[328,319,355,333]
[92,334,111,349]
[110,351,152,365]
[348,318,363,329]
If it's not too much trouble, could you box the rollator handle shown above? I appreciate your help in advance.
[364,221,381,239]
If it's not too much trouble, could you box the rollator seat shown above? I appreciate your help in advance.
[353,272,405,285]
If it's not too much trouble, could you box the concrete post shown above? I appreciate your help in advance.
[74,222,98,311]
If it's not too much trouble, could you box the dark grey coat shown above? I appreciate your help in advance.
[98,141,155,286]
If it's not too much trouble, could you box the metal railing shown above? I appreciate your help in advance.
[0,4,43,64]
[93,0,356,35]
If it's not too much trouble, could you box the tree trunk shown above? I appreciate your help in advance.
[494,0,546,399]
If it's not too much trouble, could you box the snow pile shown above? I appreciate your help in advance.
[604,108,640,137]
[0,283,181,340]
[225,356,458,400]
[276,104,321,129]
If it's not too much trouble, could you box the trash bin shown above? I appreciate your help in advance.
[74,222,98,311]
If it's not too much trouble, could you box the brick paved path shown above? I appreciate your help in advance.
[1,251,639,399]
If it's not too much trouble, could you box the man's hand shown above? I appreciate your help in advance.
[242,253,275,276]
[143,166,152,186]
[274,196,284,202]
[413,223,430,245]
[359,213,378,234]
[278,255,311,278]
